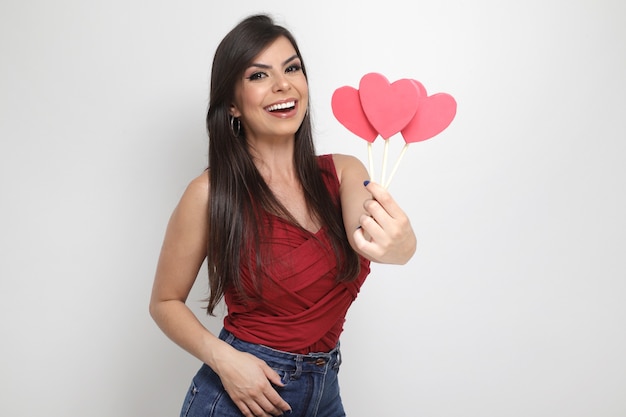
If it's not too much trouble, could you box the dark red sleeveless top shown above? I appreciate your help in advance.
[223,154,370,354]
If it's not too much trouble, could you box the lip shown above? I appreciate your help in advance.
[264,99,299,118]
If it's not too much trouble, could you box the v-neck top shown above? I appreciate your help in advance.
[223,154,371,354]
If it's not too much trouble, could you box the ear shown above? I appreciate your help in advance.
[230,104,242,118]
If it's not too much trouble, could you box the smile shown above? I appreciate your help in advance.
[265,100,296,112]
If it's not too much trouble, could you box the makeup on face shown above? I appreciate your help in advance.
[232,37,309,140]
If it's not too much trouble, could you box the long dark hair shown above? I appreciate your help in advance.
[205,14,360,314]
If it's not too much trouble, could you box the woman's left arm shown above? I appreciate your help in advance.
[333,154,417,264]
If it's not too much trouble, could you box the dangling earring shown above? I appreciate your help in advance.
[229,115,241,137]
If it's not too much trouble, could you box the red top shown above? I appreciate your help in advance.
[223,154,371,354]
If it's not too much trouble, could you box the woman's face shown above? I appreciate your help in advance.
[230,36,308,143]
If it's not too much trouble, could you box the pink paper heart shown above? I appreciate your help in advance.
[359,73,421,139]
[401,91,457,143]
[331,86,378,143]
[410,79,428,97]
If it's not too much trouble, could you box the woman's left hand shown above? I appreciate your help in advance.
[352,181,417,264]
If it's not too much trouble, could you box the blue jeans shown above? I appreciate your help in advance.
[180,329,346,417]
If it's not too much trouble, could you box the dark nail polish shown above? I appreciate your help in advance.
[363,180,370,187]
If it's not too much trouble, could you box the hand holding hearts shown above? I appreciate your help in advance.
[331,73,457,187]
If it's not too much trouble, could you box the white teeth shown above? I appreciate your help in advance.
[266,101,295,112]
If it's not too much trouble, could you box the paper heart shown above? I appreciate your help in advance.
[359,73,421,139]
[410,79,428,97]
[331,86,378,143]
[401,91,457,143]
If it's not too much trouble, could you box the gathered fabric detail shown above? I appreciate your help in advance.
[223,155,370,354]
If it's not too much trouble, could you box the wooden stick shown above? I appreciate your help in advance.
[381,138,390,186]
[385,143,410,189]
[368,142,375,181]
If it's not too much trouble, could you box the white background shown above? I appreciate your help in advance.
[1,1,625,416]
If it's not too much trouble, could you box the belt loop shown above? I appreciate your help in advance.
[293,355,303,379]
[220,329,236,345]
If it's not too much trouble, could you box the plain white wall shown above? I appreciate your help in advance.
[1,0,625,416]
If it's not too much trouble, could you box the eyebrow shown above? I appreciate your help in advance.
[248,54,300,70]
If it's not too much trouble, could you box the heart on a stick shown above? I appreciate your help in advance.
[330,73,457,189]
[358,73,421,139]
[409,79,428,98]
[331,86,378,143]
[401,90,457,143]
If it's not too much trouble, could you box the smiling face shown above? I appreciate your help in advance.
[230,36,309,144]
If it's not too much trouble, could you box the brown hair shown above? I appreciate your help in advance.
[205,14,360,314]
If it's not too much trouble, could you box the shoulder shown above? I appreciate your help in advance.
[187,169,209,196]
[331,153,363,167]
[330,154,367,185]
[176,170,209,214]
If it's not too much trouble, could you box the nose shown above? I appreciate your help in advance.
[272,73,291,92]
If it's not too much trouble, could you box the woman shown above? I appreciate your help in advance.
[150,14,416,417]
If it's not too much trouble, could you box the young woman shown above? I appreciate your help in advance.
[149,14,416,417]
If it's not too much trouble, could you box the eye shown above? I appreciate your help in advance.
[247,71,267,81]
[285,63,302,74]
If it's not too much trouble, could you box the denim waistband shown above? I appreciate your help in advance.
[218,328,341,375]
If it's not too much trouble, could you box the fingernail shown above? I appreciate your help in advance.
[363,180,370,187]
[356,225,362,230]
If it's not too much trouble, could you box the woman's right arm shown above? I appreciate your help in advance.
[149,172,222,363]
[148,172,291,417]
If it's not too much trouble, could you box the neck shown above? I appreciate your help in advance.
[247,136,297,183]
